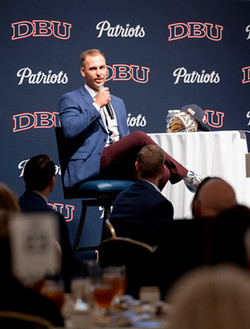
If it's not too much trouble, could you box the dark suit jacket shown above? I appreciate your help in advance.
[143,217,211,300]
[110,179,174,246]
[19,191,81,291]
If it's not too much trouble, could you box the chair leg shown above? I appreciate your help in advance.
[103,205,112,222]
[73,203,87,252]
[74,201,113,252]
[101,204,112,241]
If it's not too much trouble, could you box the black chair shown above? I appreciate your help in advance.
[0,311,53,329]
[98,237,154,298]
[55,127,133,252]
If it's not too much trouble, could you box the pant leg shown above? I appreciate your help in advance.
[100,131,188,187]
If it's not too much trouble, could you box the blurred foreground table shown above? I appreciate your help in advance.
[58,293,168,329]
[149,130,250,218]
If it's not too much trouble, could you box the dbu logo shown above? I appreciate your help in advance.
[106,64,150,84]
[47,203,75,222]
[242,66,250,84]
[168,22,223,41]
[206,110,224,129]
[13,112,60,132]
[11,20,72,40]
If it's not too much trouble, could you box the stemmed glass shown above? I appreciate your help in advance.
[92,265,127,324]
[92,277,114,324]
[102,266,127,309]
[41,279,65,309]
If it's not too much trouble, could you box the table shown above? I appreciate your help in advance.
[149,130,250,219]
[58,294,168,329]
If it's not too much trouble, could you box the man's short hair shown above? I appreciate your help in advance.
[23,154,55,191]
[80,49,105,67]
[137,145,165,179]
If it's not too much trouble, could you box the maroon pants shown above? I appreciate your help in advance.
[100,131,188,190]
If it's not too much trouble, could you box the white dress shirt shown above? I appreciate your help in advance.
[85,84,120,146]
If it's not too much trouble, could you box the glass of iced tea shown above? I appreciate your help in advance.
[41,279,65,309]
[93,280,114,309]
[92,278,115,325]
[102,266,127,307]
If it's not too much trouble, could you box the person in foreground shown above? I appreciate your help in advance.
[58,48,205,192]
[0,182,21,213]
[0,211,64,327]
[143,176,239,300]
[191,176,238,218]
[110,145,174,246]
[167,265,250,329]
[19,154,81,292]
[204,204,250,268]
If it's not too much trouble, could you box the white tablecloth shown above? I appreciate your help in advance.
[149,131,250,219]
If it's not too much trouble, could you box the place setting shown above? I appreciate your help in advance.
[60,262,169,329]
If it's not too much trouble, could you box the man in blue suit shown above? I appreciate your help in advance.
[110,145,174,246]
[58,49,202,192]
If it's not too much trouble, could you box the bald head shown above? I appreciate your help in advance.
[193,178,237,218]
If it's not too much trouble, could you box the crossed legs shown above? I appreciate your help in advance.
[100,131,188,190]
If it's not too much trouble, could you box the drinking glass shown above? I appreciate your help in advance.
[92,277,115,325]
[102,266,127,308]
[71,278,92,312]
[93,279,114,309]
[41,279,65,309]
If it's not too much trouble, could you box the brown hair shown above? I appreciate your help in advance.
[80,49,105,67]
[0,183,21,213]
[137,145,165,179]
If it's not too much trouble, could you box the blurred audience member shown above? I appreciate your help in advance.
[110,145,174,246]
[244,226,250,267]
[167,265,250,329]
[19,154,81,292]
[191,176,237,219]
[0,210,64,327]
[143,176,239,300]
[204,204,250,268]
[0,182,21,213]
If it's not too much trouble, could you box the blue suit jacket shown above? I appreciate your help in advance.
[110,179,174,246]
[58,86,130,188]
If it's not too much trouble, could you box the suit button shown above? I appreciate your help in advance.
[104,139,106,142]
[98,152,101,156]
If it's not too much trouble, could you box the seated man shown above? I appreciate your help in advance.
[58,48,204,192]
[109,145,174,246]
[19,154,81,292]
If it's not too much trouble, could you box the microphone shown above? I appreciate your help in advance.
[99,86,114,120]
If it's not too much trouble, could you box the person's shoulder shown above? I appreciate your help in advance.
[61,86,83,98]
[19,191,45,209]
[111,93,125,103]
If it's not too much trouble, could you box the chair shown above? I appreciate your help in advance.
[55,127,133,252]
[98,237,154,298]
[0,311,53,329]
[105,219,117,238]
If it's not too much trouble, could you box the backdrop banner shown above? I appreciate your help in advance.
[1,0,250,252]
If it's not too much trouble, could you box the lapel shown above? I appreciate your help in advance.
[79,85,106,132]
